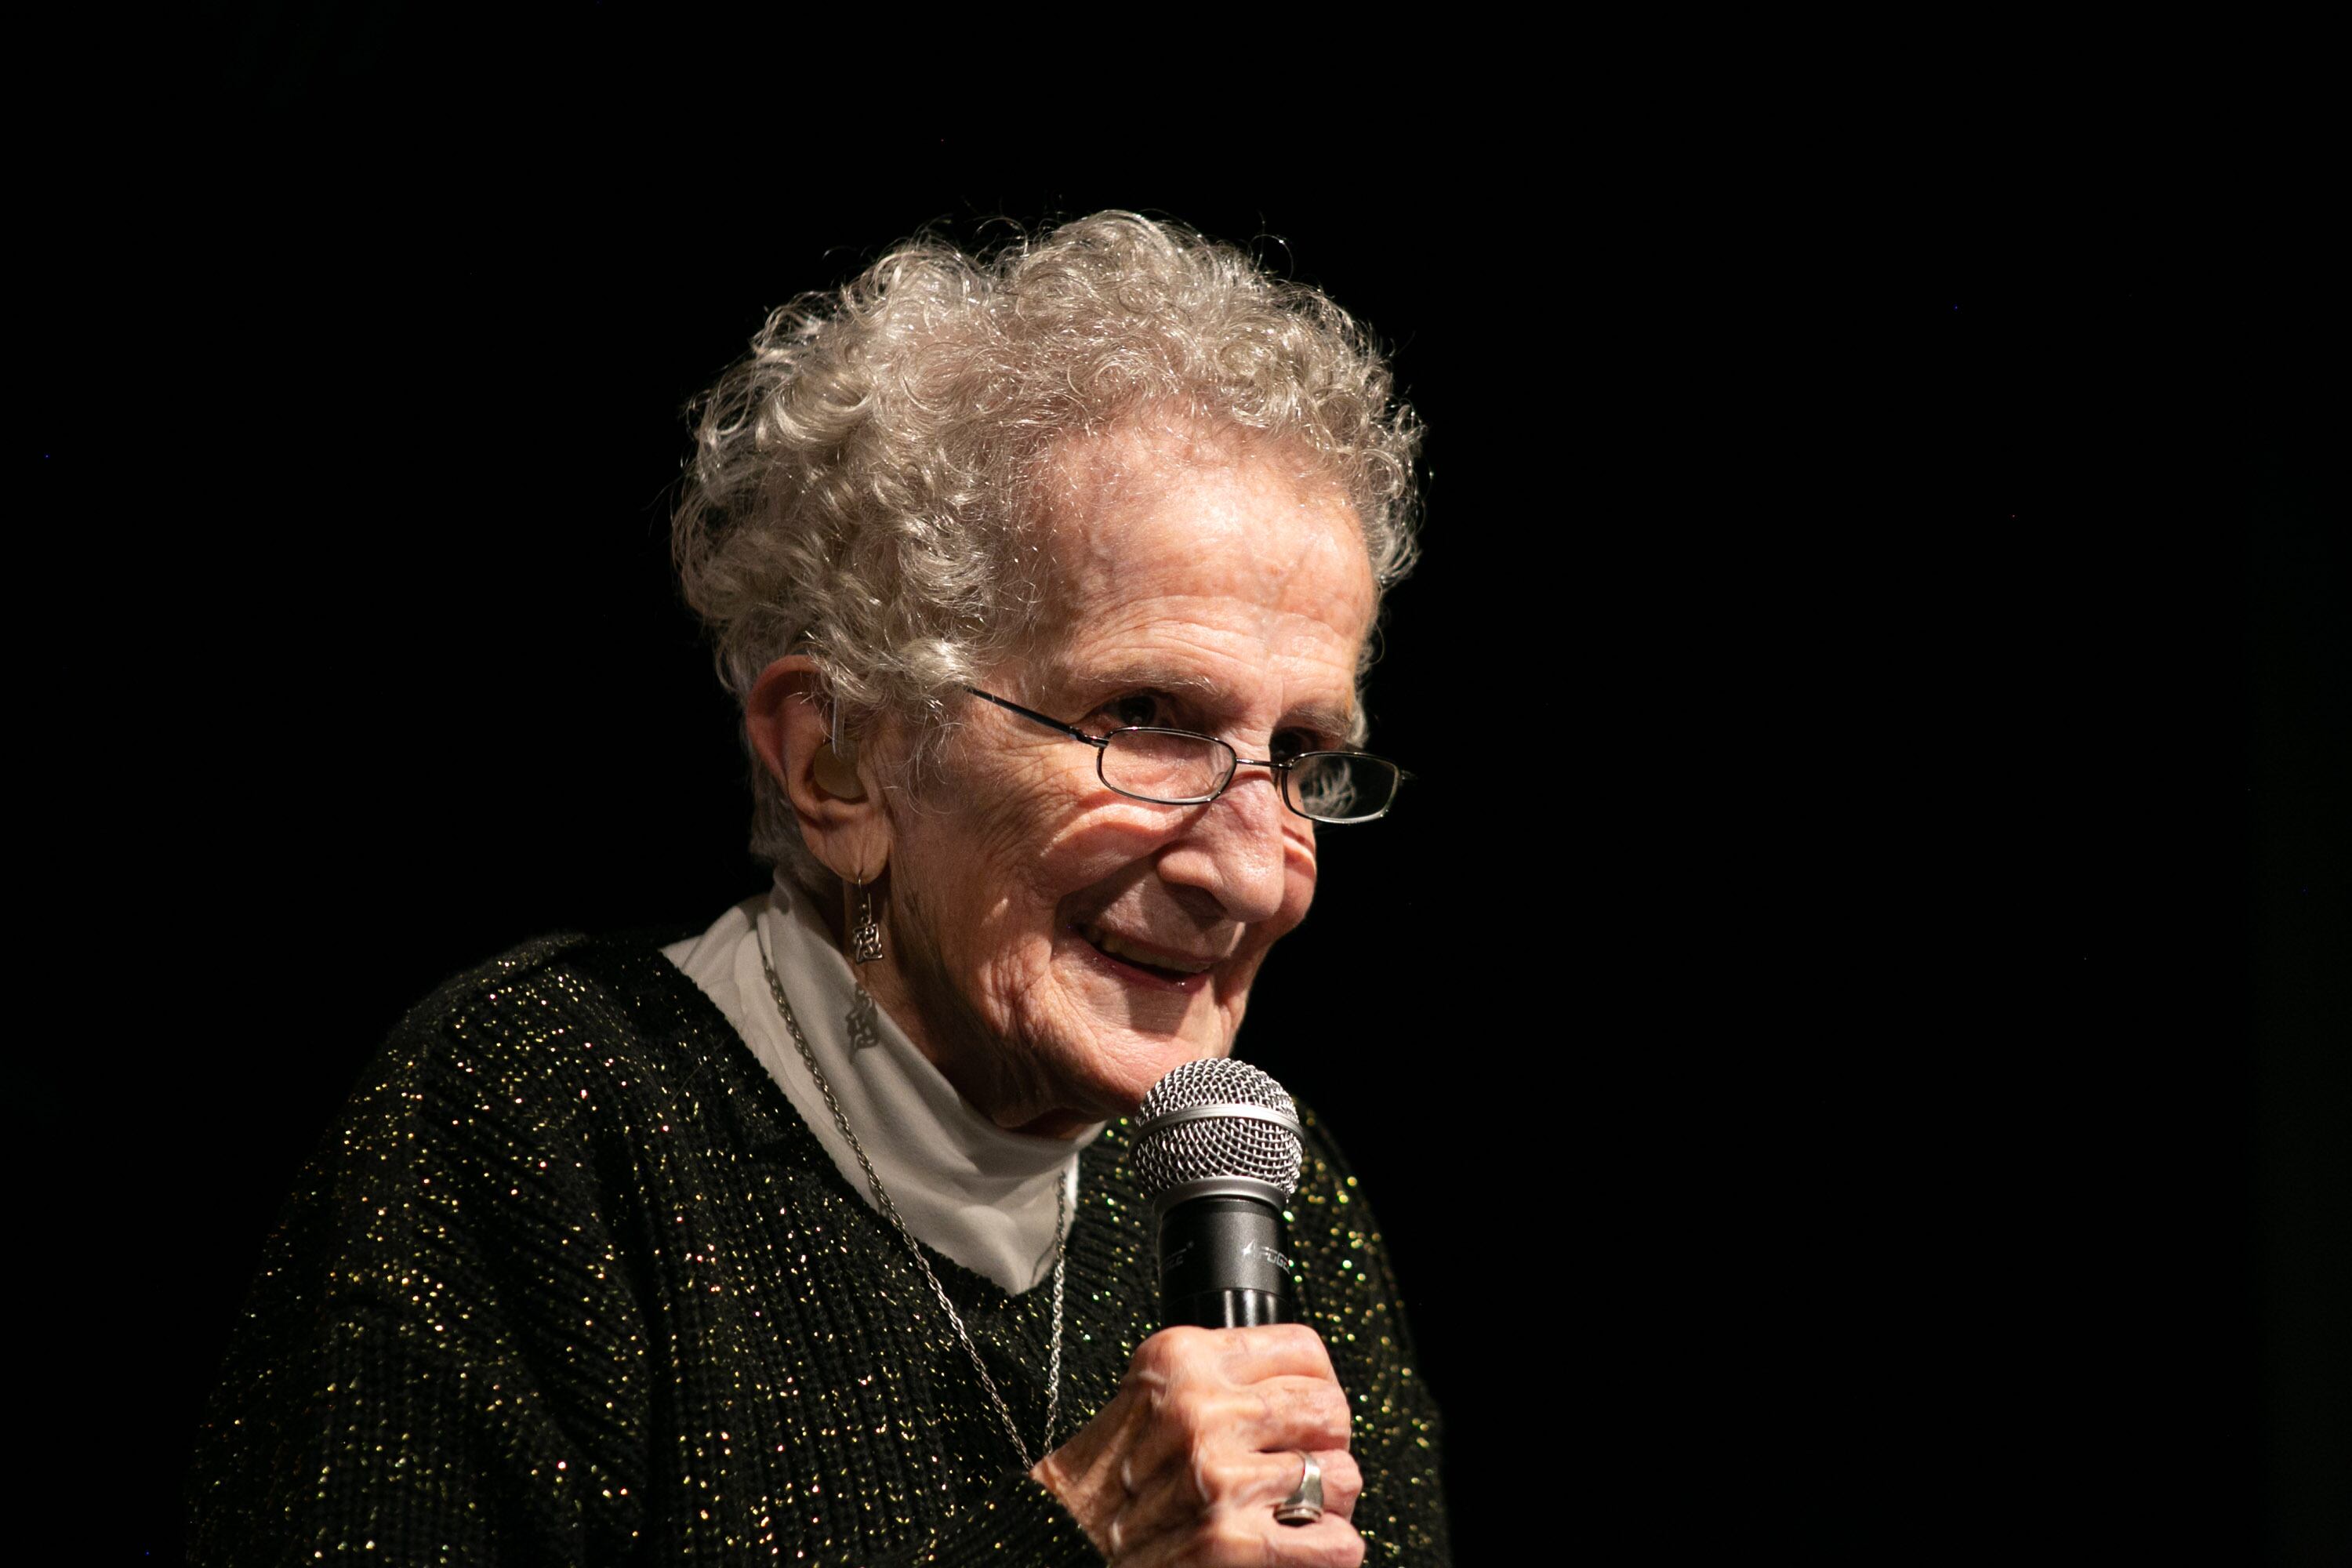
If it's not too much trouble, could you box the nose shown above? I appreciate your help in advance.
[1153,769,1298,925]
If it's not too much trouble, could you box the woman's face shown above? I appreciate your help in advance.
[862,430,1377,1137]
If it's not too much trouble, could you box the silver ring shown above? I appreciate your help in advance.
[1273,1450,1324,1526]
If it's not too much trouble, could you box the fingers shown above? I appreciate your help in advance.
[1127,1323,1335,1389]
[1303,1448,1364,1523]
[1114,1445,1363,1541]
[1112,1504,1365,1568]
[1236,1374,1351,1454]
[1038,1324,1363,1566]
[1118,1326,1350,1483]
[1116,1370,1350,1487]
[1194,1322,1341,1385]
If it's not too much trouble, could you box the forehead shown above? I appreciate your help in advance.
[1033,423,1377,624]
[1028,424,1377,703]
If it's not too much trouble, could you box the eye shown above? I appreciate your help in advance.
[1094,692,1171,731]
[1270,729,1320,764]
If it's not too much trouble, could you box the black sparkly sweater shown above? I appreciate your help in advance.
[190,935,1449,1565]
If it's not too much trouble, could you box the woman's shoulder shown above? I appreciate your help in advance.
[397,927,714,1035]
[399,928,695,1022]
[362,930,763,1131]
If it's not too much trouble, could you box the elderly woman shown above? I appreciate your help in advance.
[192,214,1446,1565]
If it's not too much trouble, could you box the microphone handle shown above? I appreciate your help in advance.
[1159,1193,1292,1328]
[1171,1287,1283,1328]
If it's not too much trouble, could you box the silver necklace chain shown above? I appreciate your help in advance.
[756,940,1068,1472]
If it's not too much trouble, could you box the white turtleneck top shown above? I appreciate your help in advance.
[662,876,1101,1294]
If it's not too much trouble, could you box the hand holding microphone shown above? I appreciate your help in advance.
[1033,1060,1363,1566]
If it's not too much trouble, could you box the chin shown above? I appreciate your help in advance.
[1089,1029,1234,1116]
[1037,943,1242,1107]
[999,1024,1237,1138]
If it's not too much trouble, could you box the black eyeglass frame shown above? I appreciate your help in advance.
[959,685,1405,825]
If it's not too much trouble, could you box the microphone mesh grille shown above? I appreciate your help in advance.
[1131,1058,1302,1201]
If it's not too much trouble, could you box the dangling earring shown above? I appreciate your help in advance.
[848,875,884,965]
[845,873,884,1050]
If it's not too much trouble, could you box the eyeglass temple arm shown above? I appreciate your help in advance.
[960,685,1109,749]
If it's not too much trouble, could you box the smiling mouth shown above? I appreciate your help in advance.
[1076,924,1217,987]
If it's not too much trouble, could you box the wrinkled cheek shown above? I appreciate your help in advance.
[901,740,1076,866]
[982,944,1054,1014]
[1047,805,1189,874]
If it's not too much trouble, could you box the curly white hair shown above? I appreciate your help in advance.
[671,212,1422,891]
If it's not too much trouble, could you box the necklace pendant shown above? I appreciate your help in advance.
[845,986,882,1051]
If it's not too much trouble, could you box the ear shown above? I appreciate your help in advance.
[746,655,892,880]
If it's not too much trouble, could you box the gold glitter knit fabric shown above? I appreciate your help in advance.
[190,935,1450,1564]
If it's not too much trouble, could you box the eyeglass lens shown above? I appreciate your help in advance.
[1099,730,1231,803]
[1097,731,1396,822]
[1285,752,1393,823]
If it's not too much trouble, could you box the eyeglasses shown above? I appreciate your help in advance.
[960,686,1404,825]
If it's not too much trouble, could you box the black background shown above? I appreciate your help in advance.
[32,10,2344,1564]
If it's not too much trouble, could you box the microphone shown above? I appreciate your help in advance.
[1132,1058,1304,1328]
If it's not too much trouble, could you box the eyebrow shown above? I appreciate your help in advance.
[1048,661,1363,745]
